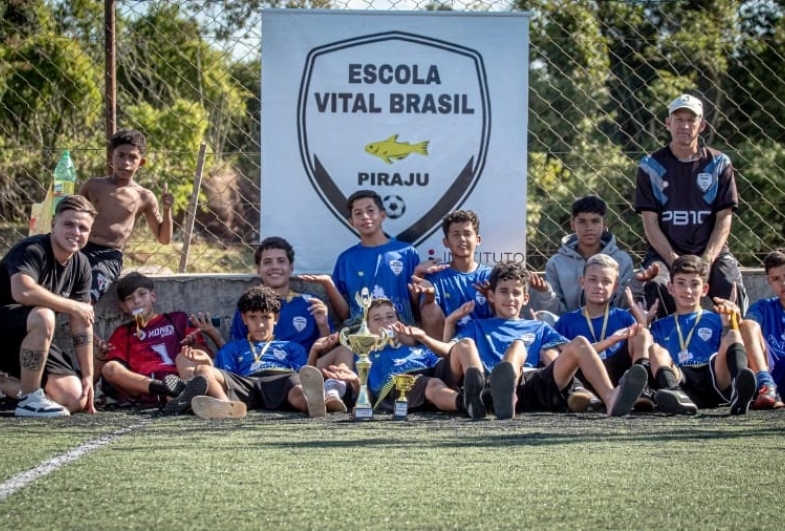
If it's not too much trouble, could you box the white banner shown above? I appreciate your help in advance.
[261,9,529,273]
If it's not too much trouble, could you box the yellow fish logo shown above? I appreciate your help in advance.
[364,134,429,164]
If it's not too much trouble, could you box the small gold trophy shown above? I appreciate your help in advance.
[339,288,393,420]
[392,374,418,421]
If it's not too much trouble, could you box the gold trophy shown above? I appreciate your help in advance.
[392,374,418,421]
[339,288,393,420]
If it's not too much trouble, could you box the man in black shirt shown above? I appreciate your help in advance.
[634,94,747,319]
[0,195,97,417]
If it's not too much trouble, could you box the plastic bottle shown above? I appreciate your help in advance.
[52,150,77,214]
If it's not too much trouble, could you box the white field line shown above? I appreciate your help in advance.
[0,419,152,502]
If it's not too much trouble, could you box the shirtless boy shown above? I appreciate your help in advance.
[79,129,173,303]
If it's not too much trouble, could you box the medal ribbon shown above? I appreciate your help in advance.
[582,304,610,343]
[674,311,703,354]
[248,335,273,363]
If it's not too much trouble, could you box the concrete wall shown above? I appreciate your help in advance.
[91,274,329,341]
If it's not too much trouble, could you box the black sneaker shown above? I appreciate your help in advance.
[463,367,487,420]
[162,376,208,416]
[633,385,657,413]
[489,361,517,420]
[162,374,186,397]
[730,368,756,416]
[654,387,698,415]
[609,364,648,417]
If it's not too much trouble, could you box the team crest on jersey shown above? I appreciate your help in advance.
[522,333,536,345]
[292,316,307,332]
[697,327,713,341]
[272,348,287,361]
[475,292,487,305]
[389,259,404,276]
[696,172,713,192]
[297,31,490,245]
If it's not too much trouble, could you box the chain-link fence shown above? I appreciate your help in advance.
[1,0,784,273]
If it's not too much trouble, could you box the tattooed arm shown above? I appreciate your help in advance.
[71,323,96,414]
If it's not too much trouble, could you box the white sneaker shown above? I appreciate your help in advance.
[15,389,70,418]
[191,396,247,419]
[325,389,347,413]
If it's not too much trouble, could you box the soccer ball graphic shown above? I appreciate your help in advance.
[383,195,406,219]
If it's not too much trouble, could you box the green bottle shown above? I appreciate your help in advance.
[52,150,77,214]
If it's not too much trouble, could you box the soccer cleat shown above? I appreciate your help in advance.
[489,361,517,420]
[15,389,70,418]
[162,375,208,416]
[300,365,326,418]
[463,367,487,420]
[191,396,247,419]
[161,374,186,397]
[730,368,756,416]
[608,364,648,417]
[654,388,698,415]
[752,384,778,410]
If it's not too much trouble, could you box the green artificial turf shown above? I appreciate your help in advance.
[1,409,784,530]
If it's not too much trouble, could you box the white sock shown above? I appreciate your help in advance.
[324,378,347,398]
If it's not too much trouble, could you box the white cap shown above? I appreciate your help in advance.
[668,94,703,117]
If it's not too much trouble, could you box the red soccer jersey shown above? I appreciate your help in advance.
[106,312,208,378]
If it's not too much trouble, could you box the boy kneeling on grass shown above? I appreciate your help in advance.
[169,286,349,419]
[100,272,213,409]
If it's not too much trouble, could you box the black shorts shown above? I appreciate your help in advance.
[82,242,123,304]
[518,363,573,412]
[679,356,731,408]
[220,369,300,411]
[433,356,458,388]
[0,304,80,384]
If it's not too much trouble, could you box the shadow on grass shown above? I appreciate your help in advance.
[97,408,785,452]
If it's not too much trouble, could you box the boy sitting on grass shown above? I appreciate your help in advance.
[741,249,785,409]
[554,254,656,411]
[648,255,765,415]
[446,260,647,419]
[169,286,347,419]
[337,297,487,418]
[100,272,212,408]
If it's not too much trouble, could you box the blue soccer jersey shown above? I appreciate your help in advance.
[425,264,492,331]
[454,317,569,373]
[367,343,440,397]
[332,239,421,324]
[650,310,723,366]
[555,307,635,360]
[215,339,307,377]
[230,291,329,352]
[746,297,785,388]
